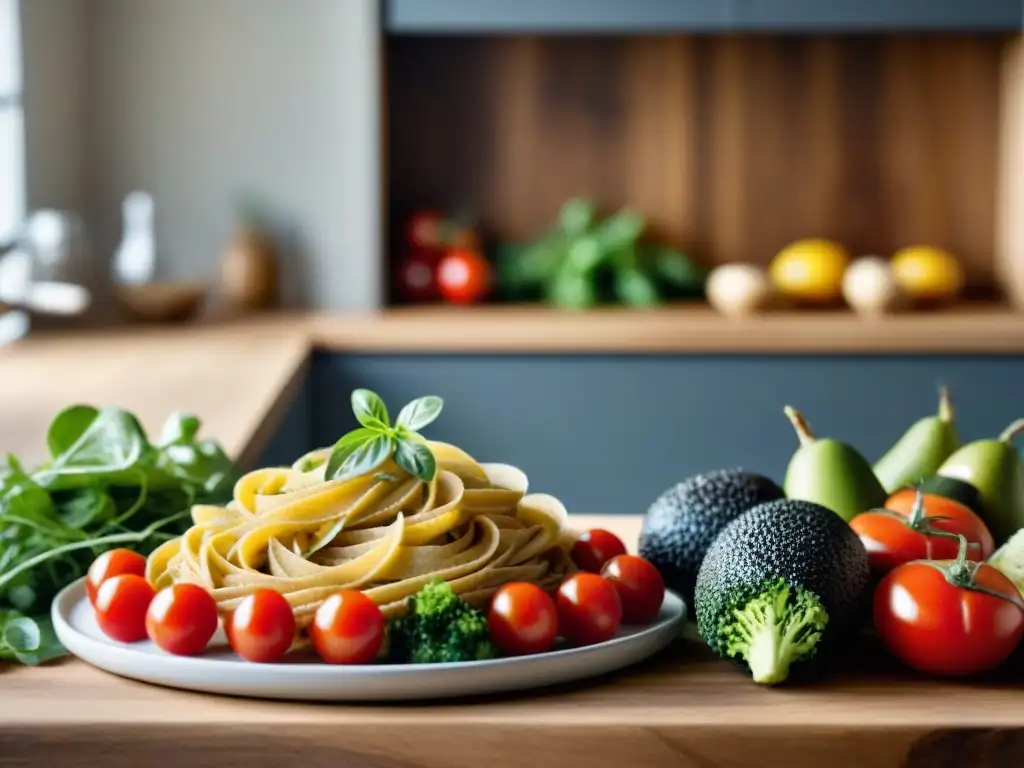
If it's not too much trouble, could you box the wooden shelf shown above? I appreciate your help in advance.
[384,0,1023,34]
[310,303,1024,354]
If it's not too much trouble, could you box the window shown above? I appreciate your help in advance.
[0,0,23,245]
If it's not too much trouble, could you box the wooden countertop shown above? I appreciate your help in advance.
[4,312,1024,767]
[5,514,1024,768]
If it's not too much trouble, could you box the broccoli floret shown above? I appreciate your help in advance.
[388,579,498,664]
[717,578,828,685]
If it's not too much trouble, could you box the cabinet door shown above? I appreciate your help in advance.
[312,353,1024,514]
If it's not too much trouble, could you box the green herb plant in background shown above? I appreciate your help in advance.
[0,406,236,665]
[497,198,708,309]
[325,389,443,483]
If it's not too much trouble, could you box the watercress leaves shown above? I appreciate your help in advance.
[326,391,443,484]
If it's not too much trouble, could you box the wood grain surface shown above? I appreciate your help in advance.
[3,511,1024,767]
[386,34,1010,298]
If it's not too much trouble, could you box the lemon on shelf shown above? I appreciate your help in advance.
[890,245,965,303]
[768,239,850,304]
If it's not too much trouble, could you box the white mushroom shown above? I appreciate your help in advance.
[706,264,772,318]
[842,256,902,317]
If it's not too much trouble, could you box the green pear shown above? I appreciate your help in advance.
[873,386,960,494]
[937,418,1024,546]
[782,405,888,522]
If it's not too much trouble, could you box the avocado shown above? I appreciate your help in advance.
[694,498,870,685]
[914,475,984,519]
[638,469,785,609]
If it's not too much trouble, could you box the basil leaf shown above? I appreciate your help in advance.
[649,247,707,291]
[327,433,394,482]
[548,269,597,310]
[396,396,444,432]
[351,389,390,429]
[559,198,595,236]
[394,438,437,482]
[567,236,604,273]
[595,209,644,253]
[615,266,661,308]
[3,615,40,653]
[324,428,378,479]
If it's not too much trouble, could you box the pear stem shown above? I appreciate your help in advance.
[998,418,1024,444]
[784,406,815,447]
[937,385,954,423]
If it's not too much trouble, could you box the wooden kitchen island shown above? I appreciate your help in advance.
[3,311,1024,767]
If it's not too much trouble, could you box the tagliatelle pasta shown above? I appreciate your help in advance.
[145,441,576,628]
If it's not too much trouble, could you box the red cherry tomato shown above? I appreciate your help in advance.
[407,211,444,249]
[310,590,385,665]
[874,558,1024,677]
[556,573,622,647]
[226,589,296,663]
[487,582,559,656]
[571,529,628,573]
[145,583,220,656]
[397,249,441,303]
[94,574,155,643]
[86,548,147,606]
[850,490,994,575]
[437,249,492,304]
[600,555,666,625]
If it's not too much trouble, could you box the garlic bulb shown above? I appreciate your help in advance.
[842,256,901,317]
[706,263,772,318]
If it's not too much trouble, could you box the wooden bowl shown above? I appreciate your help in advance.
[117,282,208,322]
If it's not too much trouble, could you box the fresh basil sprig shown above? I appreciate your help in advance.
[325,390,443,483]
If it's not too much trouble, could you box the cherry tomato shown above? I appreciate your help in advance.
[86,548,147,606]
[226,588,296,663]
[310,590,385,665]
[850,489,994,575]
[874,558,1024,677]
[488,582,559,656]
[145,583,219,656]
[600,555,666,625]
[556,573,622,647]
[571,529,628,573]
[407,211,444,249]
[437,249,492,304]
[94,574,155,643]
[397,249,441,303]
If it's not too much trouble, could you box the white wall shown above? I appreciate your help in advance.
[20,0,89,215]
[21,0,382,311]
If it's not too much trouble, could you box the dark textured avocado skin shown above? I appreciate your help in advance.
[694,499,870,663]
[638,469,785,609]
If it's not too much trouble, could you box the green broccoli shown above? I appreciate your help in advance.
[388,579,498,664]
[718,578,828,685]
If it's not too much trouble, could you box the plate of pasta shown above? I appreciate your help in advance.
[52,390,685,702]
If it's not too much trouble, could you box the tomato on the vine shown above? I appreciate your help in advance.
[407,211,444,249]
[488,582,558,656]
[571,529,628,573]
[556,573,622,647]
[94,574,155,643]
[874,539,1024,677]
[86,548,147,606]
[397,249,441,303]
[850,489,994,575]
[310,590,385,665]
[145,583,219,656]
[226,588,296,663]
[437,249,492,304]
[601,555,665,625]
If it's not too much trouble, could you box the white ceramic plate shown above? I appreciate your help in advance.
[52,579,686,702]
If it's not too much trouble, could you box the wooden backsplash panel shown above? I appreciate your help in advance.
[386,35,1007,291]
